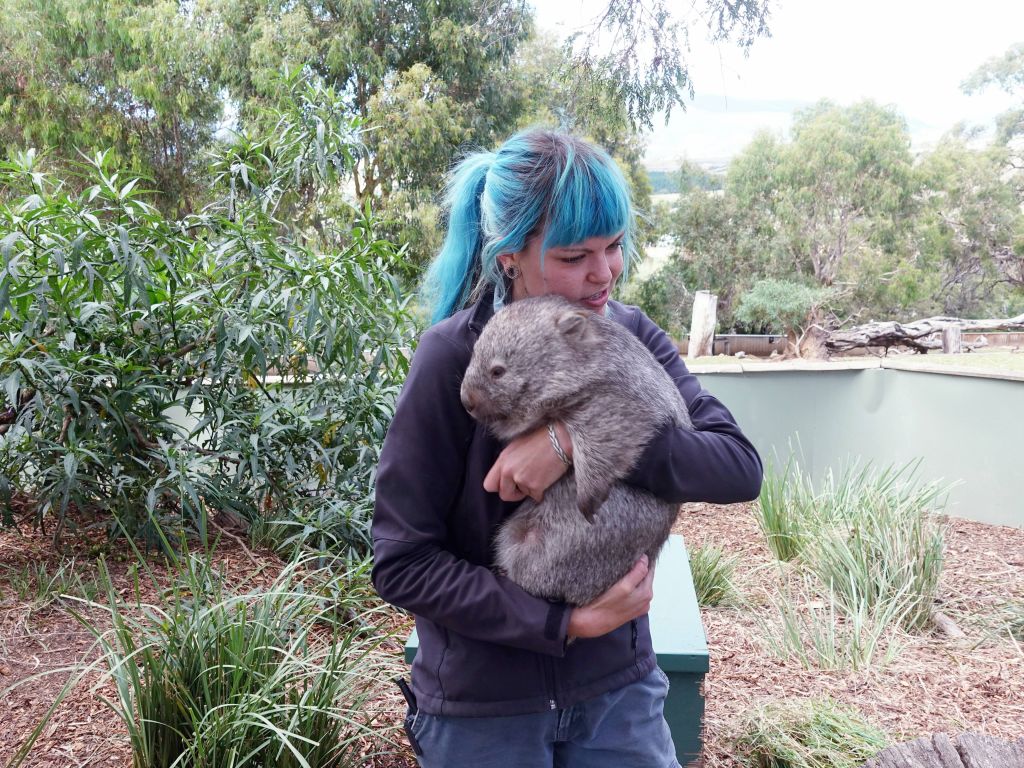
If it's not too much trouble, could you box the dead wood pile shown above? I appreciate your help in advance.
[825,314,1024,354]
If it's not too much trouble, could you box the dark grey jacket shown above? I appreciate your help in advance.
[371,296,762,716]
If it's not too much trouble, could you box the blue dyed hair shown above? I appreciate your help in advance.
[423,129,636,324]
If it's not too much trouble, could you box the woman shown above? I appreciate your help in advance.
[372,129,762,767]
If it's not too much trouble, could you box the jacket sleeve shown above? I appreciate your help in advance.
[624,310,763,504]
[370,328,571,656]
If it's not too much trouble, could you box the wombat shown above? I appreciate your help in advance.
[460,295,693,606]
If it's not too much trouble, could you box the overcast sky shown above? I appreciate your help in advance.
[534,0,1024,169]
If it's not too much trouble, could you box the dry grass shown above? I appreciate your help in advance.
[884,349,1024,374]
[685,349,1024,375]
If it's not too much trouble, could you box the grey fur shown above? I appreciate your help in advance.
[460,295,693,606]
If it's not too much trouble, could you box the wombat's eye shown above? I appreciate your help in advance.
[490,364,506,379]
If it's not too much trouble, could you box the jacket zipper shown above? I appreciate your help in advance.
[544,654,557,710]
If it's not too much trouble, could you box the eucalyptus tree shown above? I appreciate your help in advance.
[564,0,772,129]
[914,134,1024,316]
[0,0,224,214]
[705,102,920,321]
[633,102,920,332]
[206,0,532,204]
[962,42,1024,169]
[962,42,1024,293]
[768,100,918,289]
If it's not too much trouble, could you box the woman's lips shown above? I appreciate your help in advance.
[578,288,609,309]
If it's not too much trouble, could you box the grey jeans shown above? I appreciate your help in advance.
[406,667,682,768]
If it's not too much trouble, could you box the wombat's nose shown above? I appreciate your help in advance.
[461,389,477,415]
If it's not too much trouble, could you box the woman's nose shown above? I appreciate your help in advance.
[590,255,613,283]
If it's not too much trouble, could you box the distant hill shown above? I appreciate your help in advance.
[648,170,680,194]
[648,164,724,194]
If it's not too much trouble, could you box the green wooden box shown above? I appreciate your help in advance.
[403,534,709,766]
[649,534,710,766]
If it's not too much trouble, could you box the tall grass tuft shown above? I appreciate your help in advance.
[755,457,952,669]
[759,574,906,671]
[754,456,813,561]
[61,554,398,768]
[688,544,740,607]
[733,697,888,768]
[803,461,949,631]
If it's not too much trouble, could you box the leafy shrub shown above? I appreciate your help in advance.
[0,79,416,554]
[733,697,888,768]
[688,544,739,607]
[734,278,835,336]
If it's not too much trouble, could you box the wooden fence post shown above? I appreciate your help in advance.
[942,323,963,354]
[688,290,717,359]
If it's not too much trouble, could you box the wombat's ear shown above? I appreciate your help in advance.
[556,309,592,342]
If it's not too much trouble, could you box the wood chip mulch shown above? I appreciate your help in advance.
[673,502,1024,767]
[3,501,1022,767]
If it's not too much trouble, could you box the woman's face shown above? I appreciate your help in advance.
[500,231,625,313]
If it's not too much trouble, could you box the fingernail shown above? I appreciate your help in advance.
[640,555,649,567]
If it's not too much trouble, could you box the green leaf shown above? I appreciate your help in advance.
[1,231,20,259]
[63,453,78,479]
[119,178,139,199]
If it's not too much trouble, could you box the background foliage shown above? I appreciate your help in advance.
[0,0,768,277]
[0,81,415,555]
[634,88,1024,339]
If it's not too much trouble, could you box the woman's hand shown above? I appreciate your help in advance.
[483,422,573,502]
[567,556,654,639]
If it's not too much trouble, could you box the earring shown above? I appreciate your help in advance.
[503,263,521,280]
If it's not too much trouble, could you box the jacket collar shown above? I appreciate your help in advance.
[466,291,625,337]
[468,291,496,337]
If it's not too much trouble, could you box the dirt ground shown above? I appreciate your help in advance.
[3,502,1023,767]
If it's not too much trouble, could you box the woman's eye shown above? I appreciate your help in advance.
[609,241,623,252]
[562,254,586,264]
[490,365,506,379]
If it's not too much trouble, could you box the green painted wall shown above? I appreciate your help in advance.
[696,367,1024,528]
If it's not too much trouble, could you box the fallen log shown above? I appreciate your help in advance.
[862,733,962,768]
[861,732,1024,768]
[957,733,1024,768]
[825,314,1024,354]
